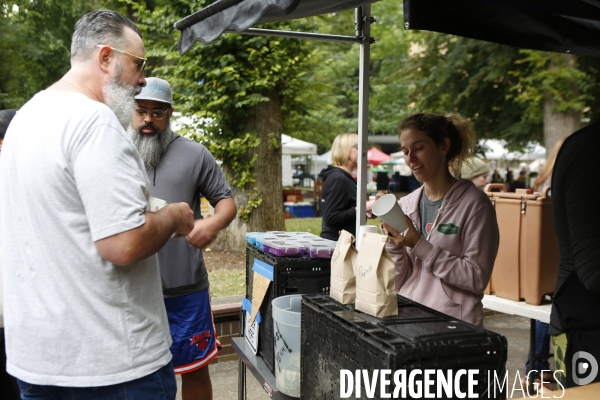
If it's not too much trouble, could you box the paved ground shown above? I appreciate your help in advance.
[176,312,552,399]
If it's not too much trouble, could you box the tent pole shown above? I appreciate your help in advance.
[356,4,371,238]
[233,28,362,44]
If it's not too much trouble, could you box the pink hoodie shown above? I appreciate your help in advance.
[386,179,499,326]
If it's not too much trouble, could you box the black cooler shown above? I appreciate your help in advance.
[301,294,508,399]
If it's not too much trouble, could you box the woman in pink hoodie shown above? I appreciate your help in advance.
[382,113,499,326]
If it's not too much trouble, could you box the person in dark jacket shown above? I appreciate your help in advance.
[320,133,373,241]
[550,122,600,389]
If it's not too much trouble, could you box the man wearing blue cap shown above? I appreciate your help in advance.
[130,77,237,400]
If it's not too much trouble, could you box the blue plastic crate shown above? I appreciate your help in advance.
[286,204,315,218]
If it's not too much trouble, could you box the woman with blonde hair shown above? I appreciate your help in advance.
[381,113,499,326]
[532,137,568,193]
[320,133,373,241]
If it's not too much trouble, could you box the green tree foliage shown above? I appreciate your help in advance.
[0,0,129,108]
[133,0,316,155]
[508,51,593,119]
[401,30,600,151]
[1,1,76,107]
[402,32,542,149]
[368,1,410,135]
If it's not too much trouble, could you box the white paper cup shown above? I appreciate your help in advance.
[372,194,408,233]
[356,225,377,251]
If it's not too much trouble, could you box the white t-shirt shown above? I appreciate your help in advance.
[0,91,172,386]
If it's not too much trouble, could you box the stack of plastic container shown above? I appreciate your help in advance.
[246,231,337,259]
[243,231,333,373]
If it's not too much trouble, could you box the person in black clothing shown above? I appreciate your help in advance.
[0,109,17,154]
[550,122,600,389]
[320,133,373,241]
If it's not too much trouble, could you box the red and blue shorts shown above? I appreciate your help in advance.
[164,288,221,374]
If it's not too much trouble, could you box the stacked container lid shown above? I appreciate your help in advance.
[245,231,337,259]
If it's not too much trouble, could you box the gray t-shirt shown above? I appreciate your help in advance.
[147,133,233,297]
[0,91,172,386]
[419,192,444,237]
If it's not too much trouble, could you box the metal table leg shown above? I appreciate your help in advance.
[528,318,537,394]
[238,357,246,400]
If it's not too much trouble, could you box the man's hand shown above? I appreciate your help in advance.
[185,197,237,249]
[186,218,220,249]
[382,214,421,248]
[169,202,195,238]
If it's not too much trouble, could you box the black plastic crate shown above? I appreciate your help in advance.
[301,294,508,399]
[243,244,330,374]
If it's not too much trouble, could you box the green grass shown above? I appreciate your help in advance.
[208,269,246,297]
[284,217,381,236]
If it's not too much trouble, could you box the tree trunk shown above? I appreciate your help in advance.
[246,90,286,233]
[543,96,580,156]
[209,89,285,251]
[210,181,248,251]
[543,54,581,155]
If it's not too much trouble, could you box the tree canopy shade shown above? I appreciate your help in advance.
[175,0,380,52]
[404,0,600,57]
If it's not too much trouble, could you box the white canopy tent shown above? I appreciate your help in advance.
[282,134,317,186]
[479,139,546,162]
[308,150,332,177]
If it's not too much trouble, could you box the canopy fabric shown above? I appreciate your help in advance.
[175,0,379,54]
[281,134,317,155]
[367,146,392,165]
[404,0,600,57]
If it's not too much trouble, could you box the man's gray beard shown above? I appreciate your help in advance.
[103,62,140,130]
[128,123,173,169]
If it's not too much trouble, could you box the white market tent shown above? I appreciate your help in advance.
[282,134,317,186]
[479,139,546,162]
[311,150,332,175]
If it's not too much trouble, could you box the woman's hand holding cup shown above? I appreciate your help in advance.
[382,215,420,248]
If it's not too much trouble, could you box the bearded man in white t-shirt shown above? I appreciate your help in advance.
[0,10,194,399]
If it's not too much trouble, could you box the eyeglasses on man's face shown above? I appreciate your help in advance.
[97,45,147,72]
[135,107,169,120]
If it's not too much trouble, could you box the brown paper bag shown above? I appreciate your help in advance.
[354,232,398,318]
[330,230,358,304]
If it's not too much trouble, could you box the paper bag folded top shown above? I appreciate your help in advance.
[330,230,358,304]
[354,232,398,318]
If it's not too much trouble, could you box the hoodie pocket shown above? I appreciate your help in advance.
[435,278,462,321]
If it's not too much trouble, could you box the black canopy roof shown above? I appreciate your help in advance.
[404,0,600,57]
[175,0,379,54]
[175,0,600,57]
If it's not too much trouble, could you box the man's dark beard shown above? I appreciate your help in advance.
[128,122,173,169]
